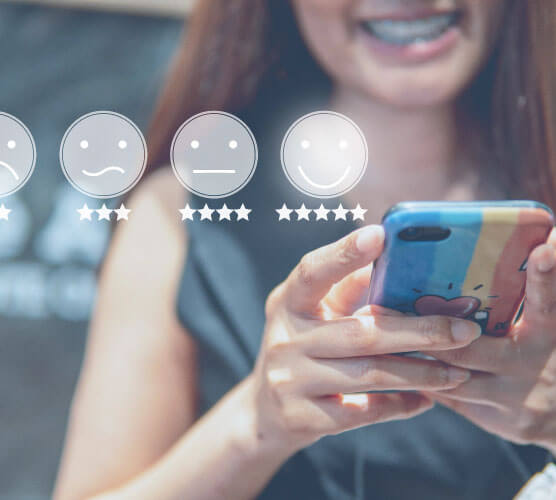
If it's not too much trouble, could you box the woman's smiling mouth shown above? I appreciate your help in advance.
[362,12,461,46]
[358,8,464,63]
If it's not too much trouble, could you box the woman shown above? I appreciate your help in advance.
[54,1,556,499]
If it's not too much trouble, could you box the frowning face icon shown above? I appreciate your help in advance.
[60,111,147,199]
[0,112,36,198]
[281,111,368,198]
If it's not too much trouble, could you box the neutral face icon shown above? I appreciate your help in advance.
[0,113,36,198]
[281,111,368,198]
[171,111,258,199]
[60,111,147,199]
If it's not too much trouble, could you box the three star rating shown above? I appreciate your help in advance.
[276,203,367,222]
[179,204,252,222]
[0,202,132,223]
[77,203,132,222]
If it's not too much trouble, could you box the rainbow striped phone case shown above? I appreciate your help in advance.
[368,201,554,336]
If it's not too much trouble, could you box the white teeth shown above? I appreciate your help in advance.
[474,311,488,320]
[364,13,458,45]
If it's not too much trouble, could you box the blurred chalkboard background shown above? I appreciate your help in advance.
[0,4,182,497]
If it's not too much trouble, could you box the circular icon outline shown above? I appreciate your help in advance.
[0,112,37,199]
[170,111,258,199]
[60,111,148,199]
[281,111,368,199]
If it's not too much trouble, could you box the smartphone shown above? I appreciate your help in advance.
[368,201,554,336]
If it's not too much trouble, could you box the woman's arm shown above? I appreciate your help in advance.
[53,170,197,498]
[53,170,292,500]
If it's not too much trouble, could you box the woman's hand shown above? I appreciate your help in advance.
[247,225,481,456]
[424,233,556,455]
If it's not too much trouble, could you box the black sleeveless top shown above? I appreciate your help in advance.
[175,96,550,499]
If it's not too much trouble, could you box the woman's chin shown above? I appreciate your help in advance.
[347,33,479,109]
[350,59,472,110]
[357,78,463,110]
[381,86,459,110]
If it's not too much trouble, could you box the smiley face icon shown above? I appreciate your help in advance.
[171,111,258,199]
[60,111,147,199]
[0,113,36,198]
[281,111,368,198]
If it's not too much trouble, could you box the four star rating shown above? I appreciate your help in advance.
[77,203,132,222]
[276,203,367,222]
[179,203,252,222]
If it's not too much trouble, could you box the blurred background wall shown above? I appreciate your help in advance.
[0,2,185,497]
[12,0,194,16]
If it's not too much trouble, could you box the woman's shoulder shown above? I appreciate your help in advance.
[129,166,186,228]
[104,166,188,283]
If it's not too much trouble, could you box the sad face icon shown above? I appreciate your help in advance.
[0,113,36,198]
[60,111,147,199]
[281,111,368,198]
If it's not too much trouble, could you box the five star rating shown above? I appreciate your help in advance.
[77,203,132,221]
[276,203,367,222]
[179,204,252,222]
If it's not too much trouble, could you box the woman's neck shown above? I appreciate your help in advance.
[330,85,485,215]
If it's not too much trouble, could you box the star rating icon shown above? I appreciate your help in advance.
[296,204,312,221]
[0,204,12,221]
[333,203,349,221]
[179,204,196,221]
[199,204,215,221]
[236,204,252,221]
[96,204,113,221]
[314,204,330,221]
[217,204,233,221]
[77,203,133,222]
[77,203,93,221]
[276,203,293,221]
[351,204,368,221]
[114,204,132,221]
[275,203,368,222]
[178,204,253,222]
[77,203,94,221]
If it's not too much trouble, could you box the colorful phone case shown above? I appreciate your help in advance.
[368,201,554,336]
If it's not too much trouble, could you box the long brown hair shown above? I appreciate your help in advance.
[147,0,556,206]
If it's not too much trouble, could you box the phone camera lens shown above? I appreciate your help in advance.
[398,226,451,242]
[399,227,423,241]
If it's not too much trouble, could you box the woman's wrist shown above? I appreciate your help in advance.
[109,376,298,500]
[235,375,300,464]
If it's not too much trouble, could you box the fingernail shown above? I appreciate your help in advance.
[449,367,471,383]
[451,319,481,342]
[537,248,556,273]
[356,225,384,254]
